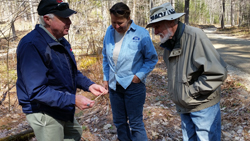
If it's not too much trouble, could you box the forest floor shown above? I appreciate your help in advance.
[0,25,250,141]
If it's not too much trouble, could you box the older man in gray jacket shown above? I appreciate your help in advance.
[147,3,227,141]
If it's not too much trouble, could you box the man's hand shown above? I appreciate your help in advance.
[132,75,141,83]
[89,84,108,96]
[75,95,94,110]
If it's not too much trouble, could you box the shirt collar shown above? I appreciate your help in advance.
[171,21,181,42]
[129,20,136,31]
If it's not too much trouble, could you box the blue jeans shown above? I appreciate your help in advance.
[180,102,221,141]
[109,82,148,141]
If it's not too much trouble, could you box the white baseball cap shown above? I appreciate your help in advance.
[146,2,185,28]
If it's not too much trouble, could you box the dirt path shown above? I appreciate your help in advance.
[204,28,250,74]
[203,27,250,92]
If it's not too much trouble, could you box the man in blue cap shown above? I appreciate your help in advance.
[16,0,108,140]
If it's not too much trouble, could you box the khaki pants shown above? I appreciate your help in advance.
[26,112,82,141]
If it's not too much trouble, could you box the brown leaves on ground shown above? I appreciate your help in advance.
[220,75,250,140]
[77,54,250,141]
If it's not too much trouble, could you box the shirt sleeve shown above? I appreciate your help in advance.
[76,70,95,91]
[102,34,110,81]
[189,36,227,98]
[18,42,76,108]
[135,33,158,81]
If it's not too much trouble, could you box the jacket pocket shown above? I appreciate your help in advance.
[33,112,46,126]
[177,81,209,109]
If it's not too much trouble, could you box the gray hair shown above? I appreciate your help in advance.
[39,14,55,26]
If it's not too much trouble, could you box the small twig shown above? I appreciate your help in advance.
[94,93,103,101]
[0,85,15,105]
[76,108,100,120]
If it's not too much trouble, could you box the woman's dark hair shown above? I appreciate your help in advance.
[109,2,131,19]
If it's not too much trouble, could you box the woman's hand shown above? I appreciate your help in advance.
[103,81,109,91]
[132,75,141,83]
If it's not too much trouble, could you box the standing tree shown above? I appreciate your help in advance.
[184,0,190,25]
[171,0,175,8]
[231,0,235,26]
[132,0,136,23]
[221,0,225,29]
[238,0,243,27]
[29,0,36,28]
[150,0,154,40]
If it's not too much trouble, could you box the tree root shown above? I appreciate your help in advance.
[0,128,34,141]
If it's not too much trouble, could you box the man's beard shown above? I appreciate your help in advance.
[158,28,173,43]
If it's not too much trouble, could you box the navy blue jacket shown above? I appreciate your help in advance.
[16,25,94,122]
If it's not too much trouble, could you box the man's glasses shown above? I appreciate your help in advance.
[56,2,69,11]
[109,9,129,15]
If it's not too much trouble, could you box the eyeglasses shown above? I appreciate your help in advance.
[56,2,69,11]
[109,9,129,15]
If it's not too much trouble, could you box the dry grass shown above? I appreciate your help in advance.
[216,26,250,39]
[190,23,216,29]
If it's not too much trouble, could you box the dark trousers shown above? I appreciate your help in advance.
[109,82,148,141]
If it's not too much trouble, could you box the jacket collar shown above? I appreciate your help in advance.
[160,21,185,52]
[39,24,59,42]
[35,24,76,65]
[35,24,62,46]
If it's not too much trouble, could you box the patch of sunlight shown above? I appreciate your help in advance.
[79,56,97,69]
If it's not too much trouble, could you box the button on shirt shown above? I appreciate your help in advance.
[102,20,158,90]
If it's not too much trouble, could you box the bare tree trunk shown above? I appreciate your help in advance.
[6,21,11,111]
[231,0,235,26]
[127,0,130,8]
[184,0,190,25]
[247,3,250,29]
[11,21,16,40]
[238,0,243,27]
[150,0,154,40]
[96,5,99,23]
[132,0,136,22]
[221,0,225,29]
[171,0,175,8]
[29,0,35,28]
[208,0,214,24]
[102,0,109,33]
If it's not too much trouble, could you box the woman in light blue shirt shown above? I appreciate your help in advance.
[102,2,158,141]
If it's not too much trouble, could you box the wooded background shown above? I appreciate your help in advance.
[0,0,250,108]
